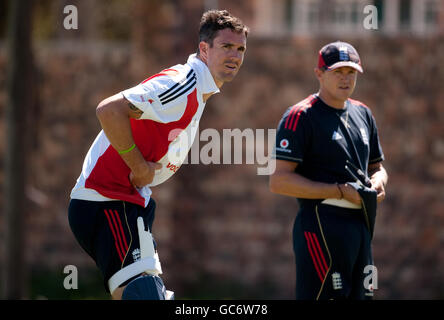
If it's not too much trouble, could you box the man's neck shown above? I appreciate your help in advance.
[196,53,223,102]
[203,93,213,103]
[317,90,346,110]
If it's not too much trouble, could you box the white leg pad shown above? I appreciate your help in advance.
[137,217,163,275]
[107,217,163,294]
[108,257,162,294]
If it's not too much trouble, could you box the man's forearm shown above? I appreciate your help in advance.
[270,172,340,199]
[369,165,388,187]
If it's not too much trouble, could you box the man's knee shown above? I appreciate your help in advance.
[121,274,174,300]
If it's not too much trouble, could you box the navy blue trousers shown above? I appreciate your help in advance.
[68,198,156,292]
[293,203,374,300]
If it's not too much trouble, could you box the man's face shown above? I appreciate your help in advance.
[200,28,247,88]
[317,66,358,102]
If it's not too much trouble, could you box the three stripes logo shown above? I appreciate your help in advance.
[304,231,329,283]
[158,69,197,105]
[284,96,317,131]
[104,209,129,263]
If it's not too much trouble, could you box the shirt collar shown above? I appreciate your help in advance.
[187,53,220,95]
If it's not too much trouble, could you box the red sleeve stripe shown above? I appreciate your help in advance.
[285,96,310,129]
[285,96,318,131]
[283,106,294,128]
[291,107,306,132]
[284,105,303,130]
[292,96,318,131]
[141,68,180,84]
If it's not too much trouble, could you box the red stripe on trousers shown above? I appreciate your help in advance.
[109,210,128,261]
[104,209,124,262]
[304,231,324,282]
[113,210,129,251]
[307,232,326,277]
[311,233,328,273]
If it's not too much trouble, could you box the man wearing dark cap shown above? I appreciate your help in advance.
[269,41,388,300]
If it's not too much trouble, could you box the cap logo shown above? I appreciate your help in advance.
[339,46,349,61]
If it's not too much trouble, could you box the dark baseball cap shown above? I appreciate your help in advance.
[318,41,363,73]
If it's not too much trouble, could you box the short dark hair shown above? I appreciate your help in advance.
[197,10,249,54]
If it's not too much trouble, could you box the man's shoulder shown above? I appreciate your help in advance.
[140,63,193,87]
[348,98,371,111]
[348,98,374,119]
[279,94,318,131]
[137,63,197,107]
[284,95,319,118]
[287,94,318,111]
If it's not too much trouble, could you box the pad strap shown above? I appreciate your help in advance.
[108,256,162,294]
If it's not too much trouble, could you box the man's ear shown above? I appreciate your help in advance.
[198,41,209,62]
[314,67,324,81]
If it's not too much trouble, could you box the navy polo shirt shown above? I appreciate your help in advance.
[273,94,384,204]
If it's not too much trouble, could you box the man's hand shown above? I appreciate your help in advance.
[129,162,162,188]
[368,162,388,203]
[339,183,362,205]
[370,178,386,203]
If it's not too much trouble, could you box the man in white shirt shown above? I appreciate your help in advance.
[68,10,248,300]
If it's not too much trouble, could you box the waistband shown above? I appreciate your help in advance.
[321,198,362,209]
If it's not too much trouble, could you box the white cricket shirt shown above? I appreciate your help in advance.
[70,54,219,207]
